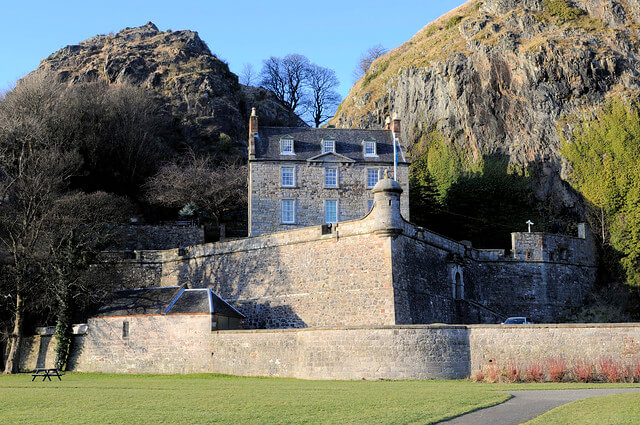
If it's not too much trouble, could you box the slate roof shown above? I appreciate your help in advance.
[255,127,407,163]
[94,286,244,319]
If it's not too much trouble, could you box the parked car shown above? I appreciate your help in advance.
[502,317,533,324]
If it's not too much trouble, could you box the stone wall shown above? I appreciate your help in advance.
[88,251,165,290]
[512,229,596,265]
[392,221,597,324]
[73,315,214,374]
[20,336,58,370]
[108,225,205,251]
[207,326,469,380]
[249,161,409,236]
[468,323,640,372]
[19,323,640,380]
[159,218,396,328]
[92,177,597,328]
[468,260,596,322]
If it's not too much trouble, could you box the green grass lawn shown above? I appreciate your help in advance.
[524,392,640,425]
[0,374,637,425]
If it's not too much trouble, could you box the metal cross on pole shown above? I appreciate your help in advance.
[526,220,534,233]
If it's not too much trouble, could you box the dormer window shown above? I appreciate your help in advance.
[322,139,335,154]
[363,138,377,157]
[280,137,295,155]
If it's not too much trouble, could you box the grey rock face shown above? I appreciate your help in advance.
[332,0,640,211]
[29,22,304,150]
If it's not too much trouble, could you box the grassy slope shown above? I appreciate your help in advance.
[334,0,620,125]
[524,392,640,425]
[1,374,639,425]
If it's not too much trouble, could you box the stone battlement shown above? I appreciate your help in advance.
[91,176,597,327]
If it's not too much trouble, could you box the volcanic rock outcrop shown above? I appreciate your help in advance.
[30,22,304,150]
[332,0,640,208]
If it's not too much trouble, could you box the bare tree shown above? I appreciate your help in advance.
[240,63,256,86]
[304,64,341,128]
[145,154,247,226]
[353,44,388,81]
[42,191,134,370]
[260,54,310,114]
[51,82,171,195]
[0,75,138,373]
[0,145,81,373]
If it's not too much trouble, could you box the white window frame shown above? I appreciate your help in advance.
[281,199,295,224]
[280,138,295,155]
[322,139,336,154]
[363,140,377,157]
[281,166,295,187]
[324,199,338,224]
[366,168,380,189]
[324,167,338,188]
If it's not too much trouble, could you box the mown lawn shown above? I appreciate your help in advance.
[0,374,637,425]
[524,391,640,425]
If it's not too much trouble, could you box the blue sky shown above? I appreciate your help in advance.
[1,0,467,98]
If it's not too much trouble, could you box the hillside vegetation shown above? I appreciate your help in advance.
[563,98,640,287]
[31,22,304,153]
[333,0,640,288]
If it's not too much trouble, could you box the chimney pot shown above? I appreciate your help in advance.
[249,107,258,159]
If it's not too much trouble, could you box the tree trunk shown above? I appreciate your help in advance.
[54,286,73,371]
[4,293,24,374]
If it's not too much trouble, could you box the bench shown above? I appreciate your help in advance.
[31,368,62,382]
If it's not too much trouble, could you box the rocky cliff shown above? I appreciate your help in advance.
[30,22,304,151]
[332,0,640,208]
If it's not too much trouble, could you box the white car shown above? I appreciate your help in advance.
[502,317,533,324]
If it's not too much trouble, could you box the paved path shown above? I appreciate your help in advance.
[438,388,640,425]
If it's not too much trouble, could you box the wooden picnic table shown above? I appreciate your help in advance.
[31,368,62,382]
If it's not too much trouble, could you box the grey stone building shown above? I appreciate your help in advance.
[247,108,410,236]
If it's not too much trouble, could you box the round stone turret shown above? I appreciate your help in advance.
[371,171,403,237]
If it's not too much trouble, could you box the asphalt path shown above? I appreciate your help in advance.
[438,388,640,425]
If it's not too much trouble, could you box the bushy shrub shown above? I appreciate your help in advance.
[633,359,640,383]
[484,364,501,383]
[471,369,485,382]
[572,360,595,383]
[543,0,585,24]
[524,362,545,383]
[504,361,522,383]
[547,358,567,382]
[445,15,463,29]
[598,358,626,383]
[474,357,638,384]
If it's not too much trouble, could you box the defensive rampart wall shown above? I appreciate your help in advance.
[19,323,640,380]
[88,177,597,327]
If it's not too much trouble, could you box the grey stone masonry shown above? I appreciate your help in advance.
[248,113,410,236]
[94,175,597,328]
[19,323,640,380]
[249,161,409,235]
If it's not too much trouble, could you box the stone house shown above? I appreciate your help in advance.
[247,108,410,236]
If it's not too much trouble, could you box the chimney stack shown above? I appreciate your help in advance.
[391,113,400,135]
[249,107,258,159]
